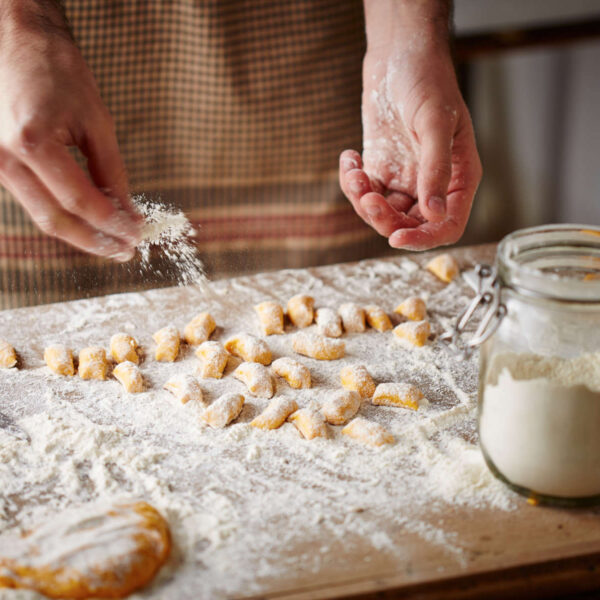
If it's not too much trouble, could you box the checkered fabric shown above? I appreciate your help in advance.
[0,0,391,309]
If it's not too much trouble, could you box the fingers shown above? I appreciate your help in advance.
[415,108,455,223]
[0,158,134,261]
[20,138,141,247]
[360,192,422,236]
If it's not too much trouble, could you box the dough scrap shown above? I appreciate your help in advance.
[183,313,216,345]
[271,357,311,389]
[292,332,345,361]
[202,393,245,428]
[78,347,110,381]
[195,341,229,379]
[338,303,366,333]
[342,417,394,447]
[163,373,204,404]
[233,362,274,398]
[113,361,144,393]
[0,340,17,369]
[321,390,361,426]
[110,333,140,365]
[364,305,392,332]
[251,397,298,430]
[426,253,459,283]
[44,345,75,376]
[288,408,328,440]
[152,326,180,362]
[394,296,427,321]
[316,308,343,338]
[340,364,376,399]
[225,334,272,365]
[286,295,314,328]
[393,320,431,347]
[254,302,284,335]
[372,382,425,410]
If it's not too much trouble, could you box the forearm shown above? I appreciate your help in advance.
[363,0,452,52]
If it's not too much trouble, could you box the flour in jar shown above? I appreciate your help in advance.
[480,352,600,498]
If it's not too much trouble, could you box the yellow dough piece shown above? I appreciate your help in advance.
[0,500,171,600]
[110,333,140,364]
[342,417,394,447]
[224,334,272,365]
[113,361,144,393]
[292,332,345,361]
[195,341,229,378]
[364,305,392,332]
[316,308,343,338]
[202,392,245,428]
[183,312,216,345]
[78,347,110,381]
[286,294,314,328]
[338,303,366,333]
[233,362,274,398]
[340,364,376,399]
[0,340,17,369]
[426,253,459,283]
[393,320,431,347]
[254,301,284,335]
[271,357,311,389]
[288,408,328,440]
[394,296,427,321]
[152,326,180,362]
[321,390,361,426]
[372,382,425,410]
[250,397,298,430]
[584,273,600,281]
[163,373,204,404]
[44,345,75,376]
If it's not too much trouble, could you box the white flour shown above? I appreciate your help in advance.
[0,249,516,599]
[481,352,600,498]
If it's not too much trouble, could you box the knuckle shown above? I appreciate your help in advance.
[61,195,85,214]
[10,120,45,155]
[37,215,60,237]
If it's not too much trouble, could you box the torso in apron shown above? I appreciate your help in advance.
[0,0,390,309]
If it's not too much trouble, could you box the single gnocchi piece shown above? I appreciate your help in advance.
[233,362,274,398]
[271,357,311,389]
[286,294,315,328]
[372,382,425,410]
[394,296,427,321]
[321,390,361,426]
[250,397,298,430]
[113,361,144,393]
[292,332,345,361]
[316,308,343,338]
[254,301,284,335]
[364,305,392,332]
[224,334,272,365]
[163,373,204,404]
[340,364,376,399]
[338,303,366,333]
[183,312,216,345]
[426,253,460,283]
[342,417,394,447]
[196,341,229,378]
[78,347,110,381]
[393,320,431,347]
[202,392,245,428]
[110,333,140,365]
[288,408,328,440]
[152,326,180,362]
[44,345,75,376]
[0,340,17,368]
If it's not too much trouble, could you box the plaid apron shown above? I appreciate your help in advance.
[0,0,390,309]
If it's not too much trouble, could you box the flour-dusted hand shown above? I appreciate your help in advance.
[0,1,141,260]
[339,1,481,251]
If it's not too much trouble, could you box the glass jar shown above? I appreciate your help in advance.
[449,224,600,506]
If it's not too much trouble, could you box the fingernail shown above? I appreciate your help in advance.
[366,204,381,219]
[342,157,359,171]
[349,180,363,195]
[113,248,135,263]
[427,196,446,216]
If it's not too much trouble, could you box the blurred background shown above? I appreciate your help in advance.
[454,0,600,244]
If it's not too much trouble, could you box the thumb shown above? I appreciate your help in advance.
[416,108,454,223]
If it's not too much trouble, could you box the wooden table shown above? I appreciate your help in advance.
[1,244,600,600]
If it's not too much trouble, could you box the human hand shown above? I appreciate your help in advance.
[340,2,482,251]
[0,2,141,260]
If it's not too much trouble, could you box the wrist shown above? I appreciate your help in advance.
[0,0,71,41]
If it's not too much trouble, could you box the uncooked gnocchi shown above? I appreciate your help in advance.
[183,313,216,345]
[195,341,229,378]
[0,340,17,368]
[338,303,366,333]
[292,332,345,361]
[163,373,204,404]
[372,382,425,410]
[340,364,375,399]
[254,301,284,335]
[288,408,328,440]
[202,393,245,428]
[342,417,394,446]
[394,296,427,321]
[224,334,272,365]
[393,320,431,347]
[113,361,144,393]
[321,390,361,426]
[364,305,392,332]
[426,253,459,283]
[250,397,298,430]
[78,347,110,381]
[286,294,314,328]
[44,345,75,376]
[110,333,140,364]
[153,326,180,362]
[233,362,274,398]
[316,308,342,338]
[271,357,311,389]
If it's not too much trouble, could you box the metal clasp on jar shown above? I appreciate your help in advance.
[439,264,507,358]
